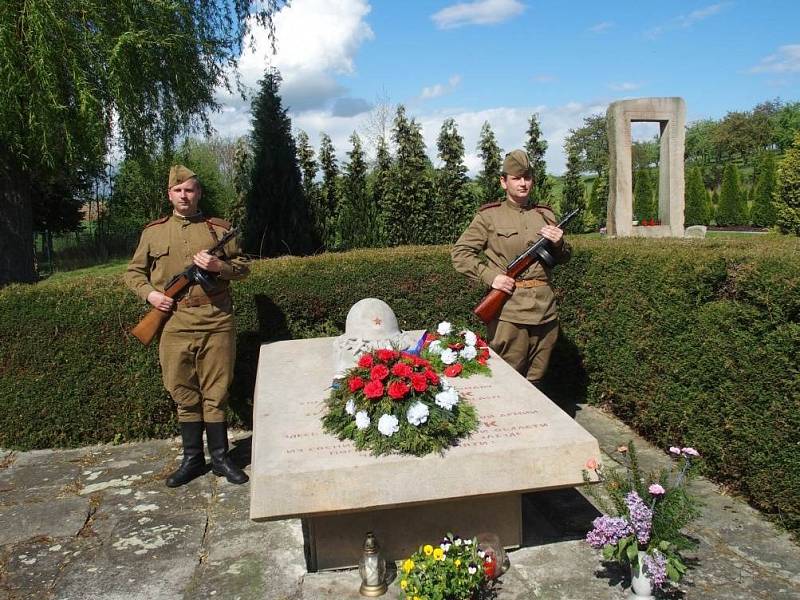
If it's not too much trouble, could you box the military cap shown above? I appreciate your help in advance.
[502,149,532,176]
[168,165,197,188]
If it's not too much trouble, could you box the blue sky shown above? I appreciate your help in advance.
[211,0,800,174]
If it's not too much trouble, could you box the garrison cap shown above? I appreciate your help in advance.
[502,149,532,176]
[168,165,197,189]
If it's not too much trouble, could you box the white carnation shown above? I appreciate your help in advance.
[355,411,371,430]
[437,321,453,335]
[460,345,477,360]
[406,401,430,426]
[427,339,443,355]
[345,399,356,415]
[440,348,458,365]
[463,330,478,346]
[377,414,400,437]
[434,387,459,411]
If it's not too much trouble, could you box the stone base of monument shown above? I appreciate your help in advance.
[250,335,601,572]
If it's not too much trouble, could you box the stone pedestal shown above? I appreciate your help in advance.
[250,334,601,570]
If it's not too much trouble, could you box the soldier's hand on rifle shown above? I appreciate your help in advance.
[193,251,223,273]
[491,274,515,294]
[539,225,564,246]
[147,291,175,312]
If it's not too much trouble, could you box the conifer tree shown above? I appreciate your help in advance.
[587,167,609,227]
[525,114,552,206]
[435,118,475,242]
[228,137,251,228]
[244,69,312,256]
[337,132,377,249]
[633,169,655,222]
[295,130,323,249]
[373,135,393,246]
[717,163,747,226]
[774,132,800,235]
[477,122,504,203]
[684,166,710,225]
[750,152,777,227]
[318,133,340,249]
[384,105,435,245]
[561,144,586,233]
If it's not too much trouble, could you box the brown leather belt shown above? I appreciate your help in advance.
[515,279,549,289]
[178,289,229,308]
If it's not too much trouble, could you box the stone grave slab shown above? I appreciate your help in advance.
[250,334,600,570]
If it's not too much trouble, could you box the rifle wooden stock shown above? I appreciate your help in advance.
[472,254,536,324]
[130,273,191,346]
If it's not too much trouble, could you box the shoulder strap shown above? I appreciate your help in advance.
[144,216,169,229]
[479,201,502,212]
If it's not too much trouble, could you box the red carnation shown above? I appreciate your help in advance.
[425,369,440,385]
[358,354,374,368]
[370,364,390,381]
[480,349,490,359]
[387,381,410,400]
[376,349,397,363]
[443,364,463,377]
[363,380,384,400]
[410,373,428,392]
[348,376,365,392]
[448,342,464,351]
[477,357,487,365]
[392,362,413,377]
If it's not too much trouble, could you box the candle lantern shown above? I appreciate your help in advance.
[358,531,387,596]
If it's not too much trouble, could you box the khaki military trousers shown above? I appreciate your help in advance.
[487,319,559,385]
[159,329,236,423]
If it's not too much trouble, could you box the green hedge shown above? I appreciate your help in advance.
[1,237,798,534]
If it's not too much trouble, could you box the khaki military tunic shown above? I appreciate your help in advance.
[451,199,571,383]
[125,214,250,422]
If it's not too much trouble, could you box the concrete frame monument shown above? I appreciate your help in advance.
[606,97,686,237]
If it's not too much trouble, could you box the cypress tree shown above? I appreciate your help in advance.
[717,163,747,226]
[228,137,251,228]
[750,153,777,227]
[684,166,710,225]
[337,132,377,249]
[561,144,586,233]
[384,105,435,245]
[477,122,504,203]
[295,130,323,249]
[373,135,393,246]
[244,69,312,256]
[775,132,800,235]
[435,118,475,242]
[318,133,340,249]
[525,114,552,205]
[633,169,655,222]
[587,167,609,227]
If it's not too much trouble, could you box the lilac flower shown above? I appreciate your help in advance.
[643,551,668,588]
[625,491,653,545]
[586,516,634,549]
[648,484,666,496]
[681,447,700,458]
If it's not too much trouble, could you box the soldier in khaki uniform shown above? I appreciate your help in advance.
[452,150,571,386]
[125,166,250,487]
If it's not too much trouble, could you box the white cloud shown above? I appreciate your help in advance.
[431,0,526,30]
[749,44,800,74]
[589,21,614,33]
[645,2,728,39]
[421,75,463,99]
[607,82,643,91]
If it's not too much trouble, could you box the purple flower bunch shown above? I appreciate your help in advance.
[586,516,633,549]
[643,551,668,588]
[624,491,653,544]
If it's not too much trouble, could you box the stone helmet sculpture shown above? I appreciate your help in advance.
[332,298,417,379]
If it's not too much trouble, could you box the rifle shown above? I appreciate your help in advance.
[130,227,239,346]
[472,208,580,324]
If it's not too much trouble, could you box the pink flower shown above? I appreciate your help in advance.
[669,446,681,455]
[681,447,700,457]
[649,484,666,496]
[585,458,599,471]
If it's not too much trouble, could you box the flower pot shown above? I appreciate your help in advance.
[630,551,654,599]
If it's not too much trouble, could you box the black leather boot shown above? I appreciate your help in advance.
[205,422,248,484]
[166,421,207,488]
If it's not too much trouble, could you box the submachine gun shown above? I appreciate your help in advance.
[472,208,580,324]
[130,227,239,346]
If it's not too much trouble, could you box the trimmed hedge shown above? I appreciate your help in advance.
[1,237,799,534]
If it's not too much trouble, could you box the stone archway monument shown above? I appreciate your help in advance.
[606,97,686,237]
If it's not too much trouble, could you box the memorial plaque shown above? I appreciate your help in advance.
[250,334,600,569]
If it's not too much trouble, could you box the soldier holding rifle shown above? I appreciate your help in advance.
[451,150,571,387]
[125,165,250,487]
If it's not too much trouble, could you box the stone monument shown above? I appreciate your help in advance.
[606,97,686,237]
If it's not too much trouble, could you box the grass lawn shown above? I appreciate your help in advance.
[44,258,128,282]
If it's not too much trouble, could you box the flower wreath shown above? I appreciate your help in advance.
[420,321,491,378]
[322,348,478,456]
